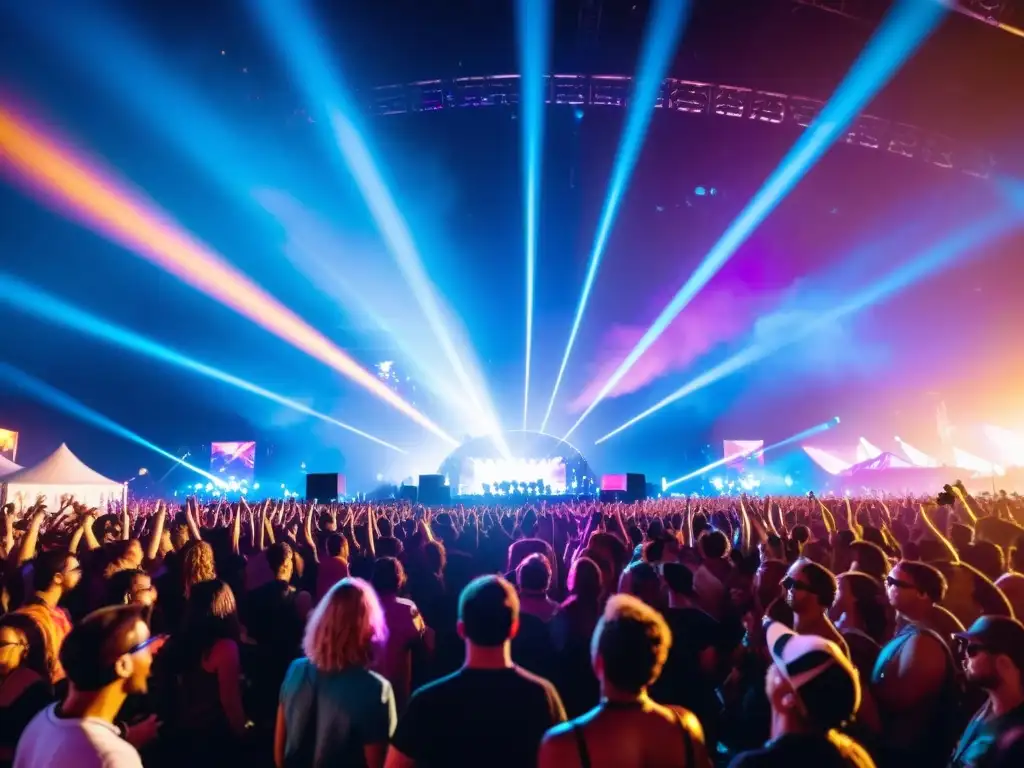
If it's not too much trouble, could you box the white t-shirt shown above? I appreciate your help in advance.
[14,703,142,768]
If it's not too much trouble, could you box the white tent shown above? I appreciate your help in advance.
[1,443,125,511]
[0,454,21,479]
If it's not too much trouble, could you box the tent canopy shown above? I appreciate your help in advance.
[0,454,21,479]
[2,443,124,510]
[843,451,914,475]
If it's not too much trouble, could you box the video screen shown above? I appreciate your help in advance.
[462,457,566,495]
[0,428,18,462]
[211,441,256,482]
[724,439,764,468]
[601,474,628,492]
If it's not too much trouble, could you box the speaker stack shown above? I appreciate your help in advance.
[417,474,451,506]
[305,472,346,501]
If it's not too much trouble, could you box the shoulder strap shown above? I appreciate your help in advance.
[872,625,915,679]
[571,722,591,768]
[672,708,695,767]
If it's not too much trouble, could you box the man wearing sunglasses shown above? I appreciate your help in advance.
[13,605,160,768]
[948,616,1024,768]
[781,559,850,659]
[872,560,960,767]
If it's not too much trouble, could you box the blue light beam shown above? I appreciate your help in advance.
[14,7,472,443]
[0,275,407,454]
[0,363,221,483]
[253,2,507,454]
[597,209,1021,444]
[567,0,950,440]
[666,418,839,488]
[516,0,552,430]
[539,0,692,433]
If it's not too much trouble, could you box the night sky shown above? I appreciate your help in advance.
[1,0,1022,490]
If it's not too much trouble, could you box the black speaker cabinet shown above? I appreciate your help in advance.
[626,473,647,502]
[305,472,346,501]
[417,474,450,506]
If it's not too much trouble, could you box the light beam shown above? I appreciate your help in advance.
[0,105,457,445]
[894,436,941,467]
[665,418,839,488]
[0,275,406,453]
[803,446,853,476]
[594,209,1022,444]
[515,0,552,430]
[540,0,691,432]
[566,0,949,438]
[0,363,220,484]
[858,437,883,461]
[250,3,502,450]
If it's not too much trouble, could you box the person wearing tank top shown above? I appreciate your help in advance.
[871,562,960,767]
[538,595,710,768]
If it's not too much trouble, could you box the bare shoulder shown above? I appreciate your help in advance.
[648,702,704,736]
[538,721,582,768]
[904,630,947,660]
[672,706,706,743]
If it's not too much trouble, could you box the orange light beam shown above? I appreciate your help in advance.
[0,105,457,445]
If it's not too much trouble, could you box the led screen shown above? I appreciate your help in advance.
[211,441,256,482]
[601,474,628,492]
[0,428,18,462]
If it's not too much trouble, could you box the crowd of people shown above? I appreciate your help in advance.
[1,484,1024,767]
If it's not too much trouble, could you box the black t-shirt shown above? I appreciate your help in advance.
[242,579,303,653]
[242,579,304,722]
[728,731,876,768]
[652,607,724,734]
[391,666,567,768]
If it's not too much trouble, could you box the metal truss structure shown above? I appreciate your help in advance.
[366,74,995,178]
[792,0,1024,40]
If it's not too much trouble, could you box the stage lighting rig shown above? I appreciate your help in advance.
[366,74,994,178]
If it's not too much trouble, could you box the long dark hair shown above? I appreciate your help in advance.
[180,579,240,665]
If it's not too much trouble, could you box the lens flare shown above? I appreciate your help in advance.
[0,105,456,445]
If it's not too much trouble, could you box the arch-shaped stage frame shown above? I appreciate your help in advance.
[366,73,994,179]
[439,429,596,496]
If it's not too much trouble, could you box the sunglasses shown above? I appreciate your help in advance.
[885,576,916,590]
[0,640,28,650]
[124,634,165,656]
[781,576,813,592]
[956,639,989,658]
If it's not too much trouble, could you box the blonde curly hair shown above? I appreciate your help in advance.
[304,577,387,672]
[182,541,216,597]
